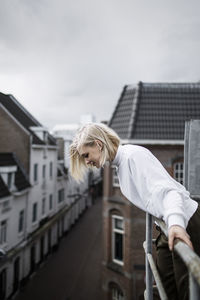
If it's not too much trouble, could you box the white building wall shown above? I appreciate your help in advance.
[28,146,57,234]
[0,195,13,252]
[9,193,28,249]
[56,175,68,212]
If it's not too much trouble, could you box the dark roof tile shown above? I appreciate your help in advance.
[109,82,200,141]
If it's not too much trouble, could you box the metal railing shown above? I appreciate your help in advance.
[144,213,200,300]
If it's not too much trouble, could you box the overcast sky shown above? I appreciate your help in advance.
[0,0,200,130]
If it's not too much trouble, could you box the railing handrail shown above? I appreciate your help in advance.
[155,217,200,287]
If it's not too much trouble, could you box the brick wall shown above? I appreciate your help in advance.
[101,144,184,300]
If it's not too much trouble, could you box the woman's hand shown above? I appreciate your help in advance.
[168,225,193,251]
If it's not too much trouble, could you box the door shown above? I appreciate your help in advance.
[48,228,51,254]
[40,236,45,262]
[0,268,6,300]
[30,245,36,274]
[13,257,20,293]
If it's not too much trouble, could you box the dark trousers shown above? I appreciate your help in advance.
[155,204,200,300]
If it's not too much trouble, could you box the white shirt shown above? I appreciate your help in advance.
[112,144,198,229]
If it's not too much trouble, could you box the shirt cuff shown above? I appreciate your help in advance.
[167,214,186,229]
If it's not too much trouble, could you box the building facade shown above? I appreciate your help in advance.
[101,82,200,300]
[0,92,91,299]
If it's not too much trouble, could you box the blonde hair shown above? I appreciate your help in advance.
[69,123,120,182]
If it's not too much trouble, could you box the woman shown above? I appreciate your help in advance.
[69,122,200,300]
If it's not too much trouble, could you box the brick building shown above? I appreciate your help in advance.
[101,82,200,300]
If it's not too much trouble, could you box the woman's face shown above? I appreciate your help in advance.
[79,142,102,168]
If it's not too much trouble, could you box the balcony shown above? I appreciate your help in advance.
[144,213,200,299]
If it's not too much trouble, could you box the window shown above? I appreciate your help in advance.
[42,198,46,215]
[7,173,12,189]
[34,164,38,182]
[173,162,184,185]
[58,189,64,203]
[32,203,38,223]
[111,287,124,300]
[18,210,24,233]
[49,194,53,210]
[112,215,124,265]
[112,165,119,187]
[109,282,124,300]
[50,162,53,178]
[0,220,7,244]
[42,165,46,179]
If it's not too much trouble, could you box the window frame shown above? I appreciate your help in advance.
[49,162,53,179]
[18,210,24,233]
[58,189,64,203]
[112,165,120,187]
[32,202,38,223]
[42,165,46,179]
[111,286,124,300]
[173,161,184,185]
[33,163,38,182]
[49,194,53,210]
[42,198,46,216]
[0,220,7,245]
[112,215,124,266]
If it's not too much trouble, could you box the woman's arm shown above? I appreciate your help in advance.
[128,148,187,228]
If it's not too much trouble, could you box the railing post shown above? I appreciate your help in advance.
[146,213,153,300]
[184,119,200,199]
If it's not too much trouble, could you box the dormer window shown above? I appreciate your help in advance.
[30,126,48,142]
[0,166,17,192]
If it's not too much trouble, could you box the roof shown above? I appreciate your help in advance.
[109,82,200,141]
[0,92,56,146]
[0,153,31,192]
[0,175,10,199]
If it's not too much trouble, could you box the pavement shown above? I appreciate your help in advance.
[15,197,103,300]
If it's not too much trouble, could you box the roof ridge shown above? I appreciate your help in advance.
[142,82,200,88]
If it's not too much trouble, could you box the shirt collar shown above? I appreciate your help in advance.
[112,145,123,166]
